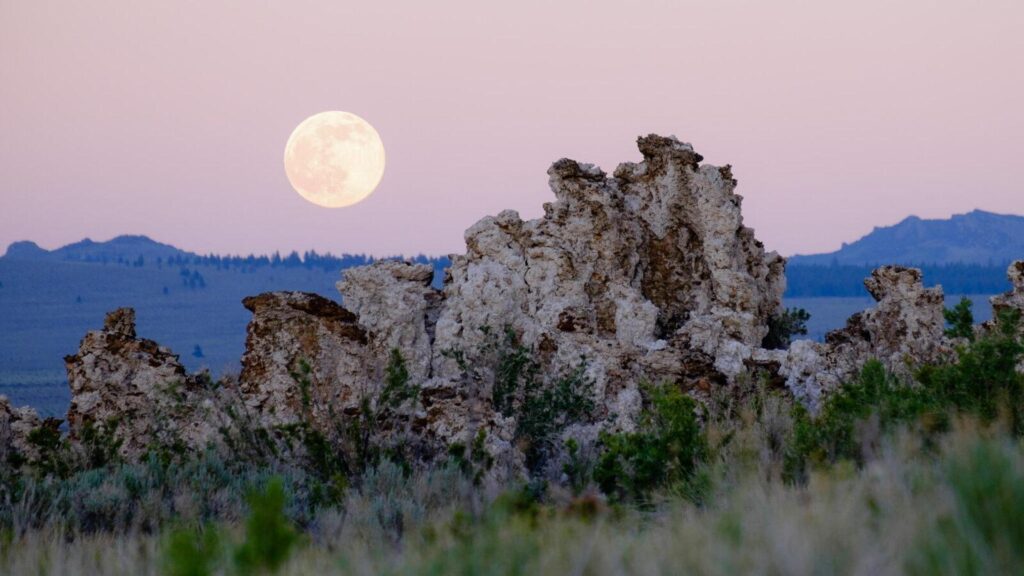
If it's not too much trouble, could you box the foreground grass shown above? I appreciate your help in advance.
[3,417,1022,575]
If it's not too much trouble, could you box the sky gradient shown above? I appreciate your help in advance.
[2,0,1022,258]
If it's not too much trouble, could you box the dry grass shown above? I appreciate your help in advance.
[3,411,1020,576]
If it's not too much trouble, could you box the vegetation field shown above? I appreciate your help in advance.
[1,304,1022,575]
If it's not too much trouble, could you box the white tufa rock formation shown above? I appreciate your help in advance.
[430,135,785,428]
[234,135,785,473]
[990,261,1024,325]
[336,261,441,383]
[59,137,1020,471]
[778,266,954,408]
[64,308,227,457]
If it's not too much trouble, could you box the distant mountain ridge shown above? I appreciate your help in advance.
[3,235,190,263]
[789,210,1024,266]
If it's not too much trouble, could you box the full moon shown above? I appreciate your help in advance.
[283,111,386,208]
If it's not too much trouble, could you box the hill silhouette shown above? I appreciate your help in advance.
[789,210,1024,266]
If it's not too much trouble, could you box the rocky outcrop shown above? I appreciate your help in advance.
[239,291,370,429]
[779,266,953,407]
[987,260,1024,369]
[66,136,1010,473]
[336,261,441,382]
[990,261,1024,324]
[0,396,41,462]
[232,135,784,473]
[432,135,785,429]
[64,308,226,457]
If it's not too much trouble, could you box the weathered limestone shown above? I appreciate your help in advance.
[239,292,370,429]
[779,266,953,407]
[64,308,225,457]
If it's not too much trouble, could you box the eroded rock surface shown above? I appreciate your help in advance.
[232,135,785,473]
[64,308,226,457]
[432,135,785,428]
[779,266,953,407]
[0,396,41,462]
[336,261,441,382]
[990,261,1024,324]
[64,136,1012,473]
[239,292,370,429]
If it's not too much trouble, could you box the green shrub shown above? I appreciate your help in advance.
[79,418,123,469]
[944,297,976,341]
[26,417,73,479]
[379,348,418,410]
[235,478,300,573]
[285,349,422,483]
[786,360,942,480]
[787,310,1024,481]
[908,440,1024,575]
[516,360,595,473]
[762,307,811,349]
[594,383,707,502]
[448,429,494,486]
[919,308,1024,432]
[492,327,539,418]
[448,326,596,476]
[163,525,223,576]
[561,438,589,495]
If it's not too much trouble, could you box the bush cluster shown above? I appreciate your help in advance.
[594,383,707,502]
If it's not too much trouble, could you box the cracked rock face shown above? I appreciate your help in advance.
[779,266,953,408]
[432,135,785,427]
[239,292,371,429]
[336,261,441,382]
[64,308,226,457]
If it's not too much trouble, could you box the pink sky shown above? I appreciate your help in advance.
[2,0,1022,258]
